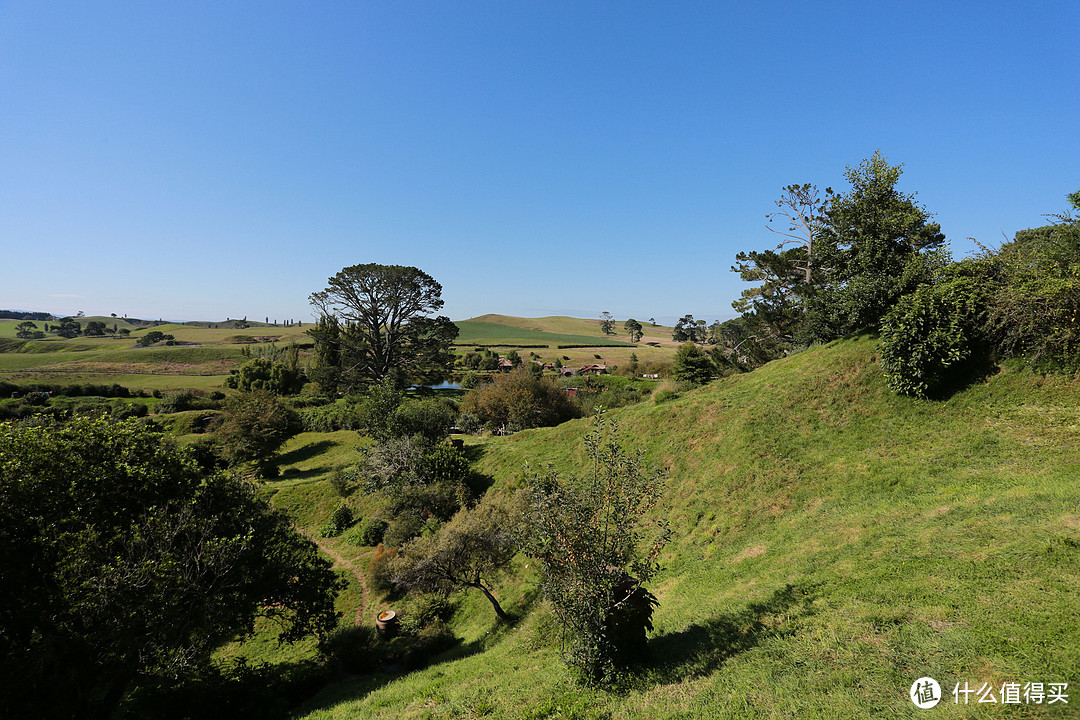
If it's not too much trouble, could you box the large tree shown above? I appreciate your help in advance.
[807,151,946,340]
[0,416,340,720]
[308,264,459,387]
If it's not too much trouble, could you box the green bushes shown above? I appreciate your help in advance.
[320,503,354,538]
[461,365,579,430]
[881,214,1080,396]
[297,402,362,433]
[880,275,986,397]
[345,517,388,547]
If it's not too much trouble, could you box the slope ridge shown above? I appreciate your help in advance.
[301,335,1080,719]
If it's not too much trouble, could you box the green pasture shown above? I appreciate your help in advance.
[453,319,631,347]
[464,314,675,342]
[274,334,1080,720]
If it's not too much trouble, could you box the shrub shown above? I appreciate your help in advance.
[369,544,399,593]
[328,465,358,498]
[457,413,482,435]
[383,514,426,549]
[880,274,986,397]
[224,358,304,395]
[672,343,715,385]
[522,411,669,684]
[346,517,388,547]
[399,593,456,636]
[460,365,579,430]
[321,503,354,538]
[157,389,198,414]
[391,398,457,443]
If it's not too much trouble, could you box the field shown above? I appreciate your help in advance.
[0,315,682,388]
[258,334,1080,720]
[5,312,1079,717]
[454,314,678,368]
[0,317,310,390]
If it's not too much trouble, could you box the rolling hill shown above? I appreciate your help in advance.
[294,333,1080,719]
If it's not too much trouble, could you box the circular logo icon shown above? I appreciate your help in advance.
[910,677,942,709]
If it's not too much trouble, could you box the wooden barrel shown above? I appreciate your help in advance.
[375,610,399,639]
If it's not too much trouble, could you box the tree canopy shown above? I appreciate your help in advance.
[0,416,340,719]
[308,264,459,388]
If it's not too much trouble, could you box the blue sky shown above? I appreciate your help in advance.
[2,1,1077,324]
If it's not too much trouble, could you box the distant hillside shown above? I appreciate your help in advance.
[455,314,676,348]
[299,334,1080,718]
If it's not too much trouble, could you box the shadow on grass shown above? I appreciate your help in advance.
[640,582,818,686]
[297,609,525,716]
[925,351,1000,401]
[276,440,337,467]
[274,467,332,483]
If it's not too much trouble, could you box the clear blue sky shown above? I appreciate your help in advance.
[2,1,1077,324]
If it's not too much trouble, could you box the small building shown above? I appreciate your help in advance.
[578,363,607,376]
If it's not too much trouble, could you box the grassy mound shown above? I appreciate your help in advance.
[293,334,1079,718]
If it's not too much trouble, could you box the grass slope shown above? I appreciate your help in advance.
[454,316,632,347]
[297,334,1080,719]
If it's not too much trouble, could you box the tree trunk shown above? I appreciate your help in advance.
[473,583,509,622]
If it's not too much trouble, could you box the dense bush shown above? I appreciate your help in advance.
[224,358,305,395]
[880,274,986,397]
[345,517,388,547]
[672,343,715,385]
[461,365,579,430]
[320,503,354,538]
[522,411,670,684]
[391,397,457,443]
[297,402,362,433]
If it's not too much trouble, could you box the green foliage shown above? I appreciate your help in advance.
[320,503,354,538]
[392,492,519,621]
[523,411,670,684]
[216,391,302,473]
[460,370,481,389]
[623,318,643,343]
[671,314,704,343]
[0,416,340,719]
[346,517,388,547]
[83,320,107,336]
[599,311,615,336]
[296,402,362,433]
[391,397,457,443]
[354,375,405,442]
[137,330,175,346]
[225,357,305,395]
[157,388,200,414]
[308,264,459,386]
[327,464,358,498]
[807,151,947,340]
[672,342,715,385]
[461,364,579,430]
[55,317,82,338]
[14,321,44,340]
[880,274,987,397]
[982,216,1080,372]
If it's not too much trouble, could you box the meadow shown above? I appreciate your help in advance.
[0,315,677,389]
[239,334,1079,719]
[5,313,1076,718]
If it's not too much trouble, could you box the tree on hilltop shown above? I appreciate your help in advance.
[308,264,458,387]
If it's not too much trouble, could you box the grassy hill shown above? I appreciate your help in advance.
[291,334,1080,719]
[454,314,633,347]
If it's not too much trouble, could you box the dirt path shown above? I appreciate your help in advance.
[304,531,371,627]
